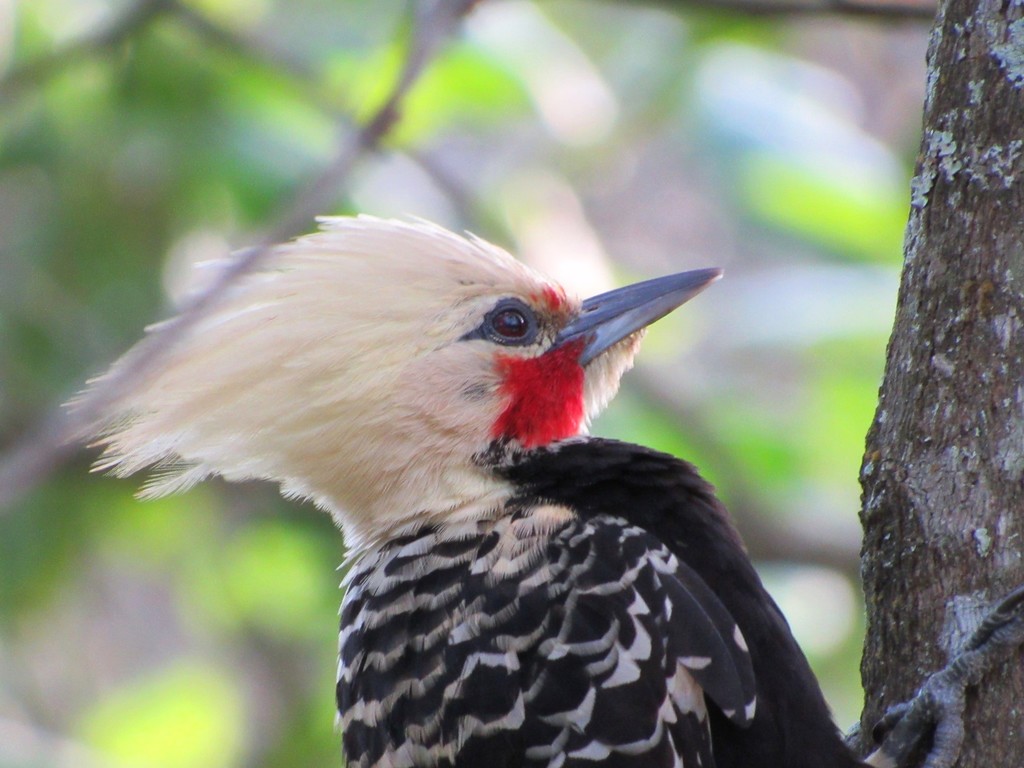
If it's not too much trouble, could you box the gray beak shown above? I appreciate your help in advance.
[555,268,722,366]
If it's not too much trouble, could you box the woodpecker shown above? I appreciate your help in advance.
[89,216,867,768]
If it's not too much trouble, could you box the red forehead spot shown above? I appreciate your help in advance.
[530,285,565,312]
[492,340,586,449]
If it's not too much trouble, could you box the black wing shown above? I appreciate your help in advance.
[501,512,757,768]
[502,438,863,768]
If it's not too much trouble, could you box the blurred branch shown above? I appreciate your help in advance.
[0,0,932,108]
[0,0,172,100]
[267,0,480,239]
[637,0,935,20]
[0,0,479,512]
[0,0,336,110]
[170,1,316,80]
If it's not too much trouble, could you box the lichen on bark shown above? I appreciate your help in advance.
[858,0,1024,764]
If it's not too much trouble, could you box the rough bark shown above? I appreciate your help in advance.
[858,0,1024,764]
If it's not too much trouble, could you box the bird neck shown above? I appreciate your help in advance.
[336,455,516,555]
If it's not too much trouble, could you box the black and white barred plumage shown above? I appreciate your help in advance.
[337,440,860,768]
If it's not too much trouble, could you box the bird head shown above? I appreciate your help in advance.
[88,216,719,550]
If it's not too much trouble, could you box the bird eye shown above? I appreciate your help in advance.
[475,299,539,346]
[491,308,529,339]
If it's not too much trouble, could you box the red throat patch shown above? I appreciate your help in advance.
[491,340,586,449]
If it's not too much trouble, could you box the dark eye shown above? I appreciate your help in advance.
[461,299,540,346]
[485,299,538,345]
[490,307,530,340]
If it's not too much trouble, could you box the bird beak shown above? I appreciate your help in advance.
[555,268,722,366]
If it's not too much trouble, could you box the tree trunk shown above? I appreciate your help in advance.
[858,0,1024,764]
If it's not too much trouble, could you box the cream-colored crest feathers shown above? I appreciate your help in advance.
[86,216,639,550]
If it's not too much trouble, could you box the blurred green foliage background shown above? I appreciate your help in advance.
[0,1,929,766]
